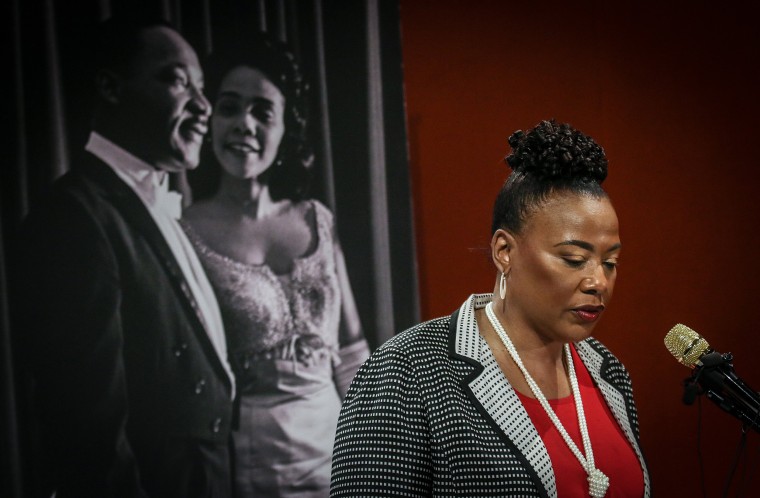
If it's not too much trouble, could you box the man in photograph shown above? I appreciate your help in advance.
[13,17,235,497]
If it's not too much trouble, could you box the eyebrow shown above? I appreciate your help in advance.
[554,240,622,252]
[162,64,203,84]
[217,92,275,105]
[164,63,189,73]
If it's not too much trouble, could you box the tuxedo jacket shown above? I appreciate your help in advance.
[331,294,651,497]
[13,152,234,497]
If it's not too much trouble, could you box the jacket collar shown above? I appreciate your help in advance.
[450,294,556,498]
[85,132,182,219]
[75,152,234,393]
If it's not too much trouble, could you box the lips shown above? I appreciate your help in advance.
[573,305,605,322]
[179,120,207,142]
[225,140,261,155]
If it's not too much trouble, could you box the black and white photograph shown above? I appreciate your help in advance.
[2,1,417,496]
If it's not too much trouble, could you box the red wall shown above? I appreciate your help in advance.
[399,1,760,495]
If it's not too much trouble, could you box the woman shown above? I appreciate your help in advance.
[331,120,650,497]
[182,37,369,497]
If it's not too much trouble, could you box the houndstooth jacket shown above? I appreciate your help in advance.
[331,294,650,497]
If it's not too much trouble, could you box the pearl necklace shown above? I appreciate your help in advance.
[485,302,609,498]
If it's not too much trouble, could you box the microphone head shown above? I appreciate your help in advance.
[664,323,711,367]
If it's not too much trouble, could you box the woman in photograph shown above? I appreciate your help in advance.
[182,37,369,498]
[331,120,650,497]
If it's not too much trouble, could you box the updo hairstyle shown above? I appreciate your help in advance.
[491,119,609,235]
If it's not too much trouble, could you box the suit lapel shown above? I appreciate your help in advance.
[450,294,555,498]
[79,153,232,391]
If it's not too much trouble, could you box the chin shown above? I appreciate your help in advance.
[183,156,201,170]
[571,324,598,342]
[166,139,201,167]
[219,164,249,180]
[222,161,269,180]
[177,148,202,170]
[156,153,199,172]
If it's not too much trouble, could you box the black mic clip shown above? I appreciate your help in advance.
[680,352,726,405]
[682,351,760,433]
[682,376,702,406]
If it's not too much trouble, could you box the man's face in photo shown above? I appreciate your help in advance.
[116,26,210,172]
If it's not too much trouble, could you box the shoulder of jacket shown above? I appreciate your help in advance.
[380,315,451,350]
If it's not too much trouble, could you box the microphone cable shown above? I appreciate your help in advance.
[695,384,758,498]
[735,439,760,497]
[696,395,707,498]
[722,426,747,498]
[734,409,760,497]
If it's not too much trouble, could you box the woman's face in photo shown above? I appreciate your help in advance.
[211,65,286,179]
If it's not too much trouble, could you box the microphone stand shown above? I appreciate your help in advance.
[682,351,760,433]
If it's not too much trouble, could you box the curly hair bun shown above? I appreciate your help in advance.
[505,119,608,184]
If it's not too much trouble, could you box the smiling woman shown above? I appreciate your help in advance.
[211,66,286,181]
[331,120,650,497]
[181,36,369,498]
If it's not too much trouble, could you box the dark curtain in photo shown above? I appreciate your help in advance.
[2,0,418,496]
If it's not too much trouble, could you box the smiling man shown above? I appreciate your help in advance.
[14,17,235,498]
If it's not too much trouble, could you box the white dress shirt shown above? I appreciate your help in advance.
[85,131,235,397]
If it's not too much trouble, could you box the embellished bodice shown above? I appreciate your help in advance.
[182,200,341,389]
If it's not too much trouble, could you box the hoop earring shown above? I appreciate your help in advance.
[499,271,507,300]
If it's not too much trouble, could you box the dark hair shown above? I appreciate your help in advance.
[73,16,177,147]
[90,16,176,79]
[191,34,313,202]
[491,119,608,235]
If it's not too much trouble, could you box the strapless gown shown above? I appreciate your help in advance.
[183,201,343,498]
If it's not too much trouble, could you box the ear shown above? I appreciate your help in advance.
[491,228,516,274]
[95,69,123,105]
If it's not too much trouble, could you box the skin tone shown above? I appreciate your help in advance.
[475,192,621,400]
[94,26,211,173]
[184,65,363,347]
[212,66,286,184]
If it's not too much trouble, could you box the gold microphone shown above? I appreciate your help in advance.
[664,323,712,368]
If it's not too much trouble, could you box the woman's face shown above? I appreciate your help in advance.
[211,66,286,179]
[504,192,621,344]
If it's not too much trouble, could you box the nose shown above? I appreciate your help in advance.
[580,263,609,295]
[233,109,256,136]
[188,85,211,118]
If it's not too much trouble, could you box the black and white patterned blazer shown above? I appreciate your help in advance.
[331,294,650,497]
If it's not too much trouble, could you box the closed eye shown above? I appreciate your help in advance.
[160,67,190,88]
[252,104,275,123]
[563,258,586,268]
[215,98,242,117]
[603,260,619,270]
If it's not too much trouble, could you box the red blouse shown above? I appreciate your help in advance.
[516,345,644,497]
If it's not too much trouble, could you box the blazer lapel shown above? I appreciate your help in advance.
[575,342,635,447]
[450,294,555,498]
[576,340,651,497]
[80,153,232,391]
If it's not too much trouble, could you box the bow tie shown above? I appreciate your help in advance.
[153,188,183,220]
